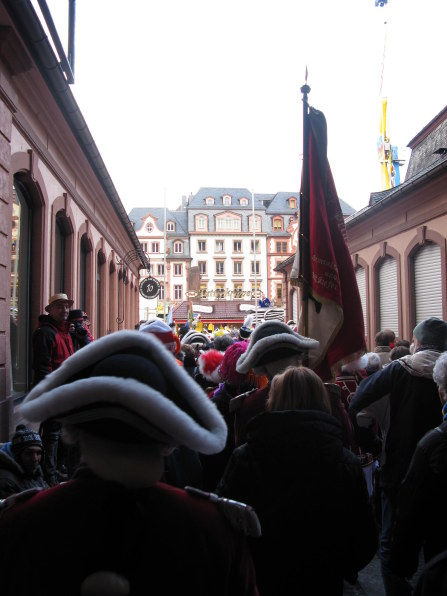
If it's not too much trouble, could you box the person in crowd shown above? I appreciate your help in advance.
[395,338,411,349]
[335,357,367,411]
[212,333,235,353]
[81,311,94,340]
[0,331,259,596]
[139,321,203,488]
[238,314,254,341]
[201,340,256,490]
[196,348,225,396]
[335,357,378,498]
[374,329,395,368]
[180,343,198,378]
[388,350,447,586]
[362,352,382,376]
[216,366,377,596]
[349,317,447,596]
[68,309,93,351]
[389,345,411,361]
[32,293,74,486]
[0,425,48,498]
[230,320,319,446]
[32,293,74,385]
[324,382,359,451]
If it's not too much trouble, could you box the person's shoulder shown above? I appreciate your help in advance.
[152,483,261,537]
[418,421,447,452]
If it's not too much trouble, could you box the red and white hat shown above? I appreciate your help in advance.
[139,320,181,355]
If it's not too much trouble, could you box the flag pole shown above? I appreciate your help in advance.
[251,188,258,324]
[163,187,167,322]
[299,78,311,338]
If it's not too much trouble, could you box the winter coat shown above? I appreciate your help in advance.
[0,444,48,499]
[216,409,377,596]
[349,350,443,495]
[389,421,447,578]
[0,470,258,596]
[374,346,392,368]
[32,315,74,385]
[230,384,270,447]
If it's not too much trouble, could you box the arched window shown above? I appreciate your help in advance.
[97,251,106,339]
[54,211,72,294]
[413,242,442,323]
[10,182,32,395]
[355,266,368,339]
[54,215,66,292]
[80,234,92,313]
[378,256,399,337]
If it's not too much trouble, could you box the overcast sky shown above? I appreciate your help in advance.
[42,0,447,214]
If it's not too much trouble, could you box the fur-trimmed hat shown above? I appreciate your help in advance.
[413,317,447,351]
[21,331,227,455]
[181,330,211,350]
[139,319,181,355]
[198,349,225,384]
[236,320,320,374]
[219,341,250,387]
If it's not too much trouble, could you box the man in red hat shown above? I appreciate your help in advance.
[32,293,74,485]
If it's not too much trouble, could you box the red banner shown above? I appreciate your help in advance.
[297,107,365,380]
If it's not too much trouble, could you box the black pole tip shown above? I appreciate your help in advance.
[301,83,311,95]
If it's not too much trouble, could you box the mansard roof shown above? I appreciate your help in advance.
[188,187,265,209]
[405,106,447,180]
[263,192,298,214]
[128,207,188,235]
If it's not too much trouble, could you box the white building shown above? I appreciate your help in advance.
[129,187,355,325]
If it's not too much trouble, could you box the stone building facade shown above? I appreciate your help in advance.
[129,187,354,324]
[0,1,146,438]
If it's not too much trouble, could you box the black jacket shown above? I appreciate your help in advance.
[0,446,48,499]
[390,421,447,578]
[216,410,377,595]
[349,352,442,494]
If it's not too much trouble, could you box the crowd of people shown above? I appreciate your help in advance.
[1,294,447,595]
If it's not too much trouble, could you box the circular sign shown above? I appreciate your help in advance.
[139,277,161,299]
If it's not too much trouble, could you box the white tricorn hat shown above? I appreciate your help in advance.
[21,330,227,455]
[236,320,320,374]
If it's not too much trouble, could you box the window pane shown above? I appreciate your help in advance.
[10,184,31,395]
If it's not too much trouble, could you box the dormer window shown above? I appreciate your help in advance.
[273,217,283,231]
[205,197,215,205]
[240,198,249,206]
[288,197,297,209]
[167,221,175,231]
[223,194,232,206]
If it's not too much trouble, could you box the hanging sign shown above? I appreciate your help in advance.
[140,277,160,299]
